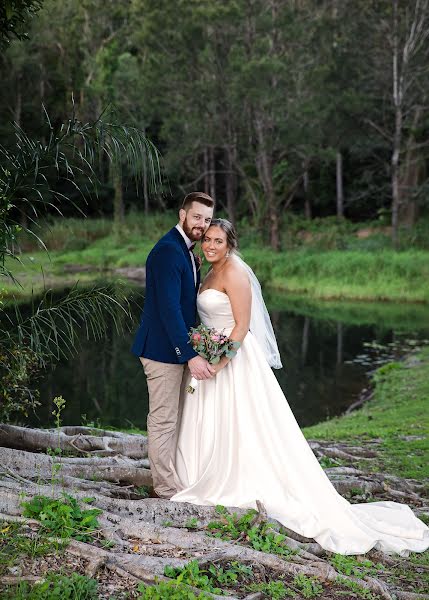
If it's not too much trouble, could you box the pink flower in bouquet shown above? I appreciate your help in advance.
[192,333,201,342]
[211,333,221,342]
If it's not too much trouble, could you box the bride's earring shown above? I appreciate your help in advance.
[225,251,230,258]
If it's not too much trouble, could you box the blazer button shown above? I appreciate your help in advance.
[175,347,181,356]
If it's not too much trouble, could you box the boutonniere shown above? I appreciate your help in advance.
[195,253,203,270]
[193,248,204,271]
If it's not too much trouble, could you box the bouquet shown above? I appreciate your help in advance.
[186,324,241,394]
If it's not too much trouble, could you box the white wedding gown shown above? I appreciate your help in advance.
[171,289,429,555]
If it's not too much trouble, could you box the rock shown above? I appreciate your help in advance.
[114,267,146,283]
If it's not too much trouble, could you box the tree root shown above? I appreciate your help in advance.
[0,576,43,585]
[0,424,148,458]
[64,539,235,599]
[0,428,428,600]
[0,447,152,487]
[391,593,429,600]
[2,507,393,600]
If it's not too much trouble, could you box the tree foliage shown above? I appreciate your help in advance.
[0,0,428,246]
[0,0,43,48]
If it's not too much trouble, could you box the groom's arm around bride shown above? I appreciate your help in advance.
[131,192,215,498]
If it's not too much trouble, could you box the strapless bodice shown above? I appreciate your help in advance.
[197,289,235,333]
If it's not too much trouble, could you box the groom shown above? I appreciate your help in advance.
[132,191,215,498]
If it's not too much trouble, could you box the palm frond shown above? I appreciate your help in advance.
[0,105,157,419]
[0,284,133,368]
[1,105,160,212]
[0,104,161,276]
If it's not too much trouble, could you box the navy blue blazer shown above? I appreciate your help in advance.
[131,227,200,364]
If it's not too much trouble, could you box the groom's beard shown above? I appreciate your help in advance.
[183,217,205,242]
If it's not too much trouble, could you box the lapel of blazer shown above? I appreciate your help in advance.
[196,265,201,289]
[170,227,195,276]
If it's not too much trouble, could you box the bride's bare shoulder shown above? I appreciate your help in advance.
[224,258,250,289]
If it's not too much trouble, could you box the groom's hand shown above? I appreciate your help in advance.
[188,356,215,380]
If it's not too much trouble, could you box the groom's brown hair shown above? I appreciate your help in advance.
[182,191,215,211]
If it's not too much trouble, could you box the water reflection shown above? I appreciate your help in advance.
[31,290,429,429]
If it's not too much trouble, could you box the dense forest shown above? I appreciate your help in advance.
[0,5,429,599]
[1,0,428,248]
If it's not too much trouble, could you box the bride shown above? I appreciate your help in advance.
[171,218,429,556]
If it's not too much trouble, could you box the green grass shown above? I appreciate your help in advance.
[2,212,172,299]
[5,214,429,303]
[242,247,429,303]
[304,349,429,480]
[276,250,429,303]
[329,554,384,578]
[1,572,98,599]
[335,577,379,599]
[0,521,66,576]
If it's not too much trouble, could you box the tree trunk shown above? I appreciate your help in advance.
[203,147,210,195]
[254,115,279,250]
[224,146,236,226]
[143,159,149,215]
[15,80,27,233]
[15,79,22,126]
[112,164,124,226]
[336,150,344,218]
[209,146,216,201]
[399,107,422,228]
[143,128,149,215]
[391,0,401,248]
[303,162,312,219]
[336,322,343,366]
[40,77,45,126]
[391,113,402,247]
[301,317,310,365]
[40,73,46,146]
[234,160,259,218]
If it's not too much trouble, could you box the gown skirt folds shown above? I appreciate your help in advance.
[171,289,429,555]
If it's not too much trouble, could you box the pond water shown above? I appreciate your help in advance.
[29,288,429,430]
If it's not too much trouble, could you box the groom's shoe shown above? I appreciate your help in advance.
[148,488,172,500]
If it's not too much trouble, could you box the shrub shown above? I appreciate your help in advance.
[22,494,102,542]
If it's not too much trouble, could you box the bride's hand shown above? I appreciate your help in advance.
[212,363,223,375]
[212,358,230,375]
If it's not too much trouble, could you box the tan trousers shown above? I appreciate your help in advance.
[140,357,186,498]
